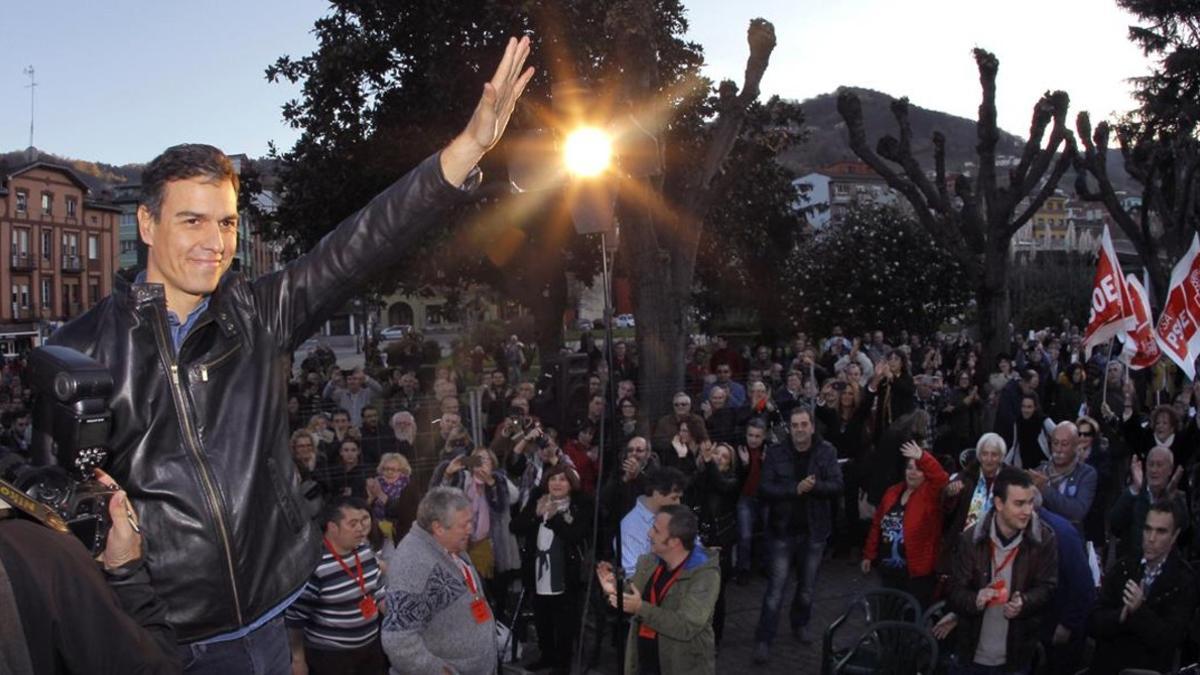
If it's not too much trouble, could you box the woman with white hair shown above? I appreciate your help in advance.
[942,433,1009,555]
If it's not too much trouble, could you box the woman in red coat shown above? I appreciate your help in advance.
[861,440,949,609]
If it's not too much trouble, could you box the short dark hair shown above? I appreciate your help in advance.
[319,495,369,530]
[789,406,814,424]
[140,144,239,220]
[746,417,767,432]
[993,465,1034,502]
[644,467,688,497]
[658,503,698,550]
[539,463,581,493]
[1148,499,1186,533]
[332,408,351,420]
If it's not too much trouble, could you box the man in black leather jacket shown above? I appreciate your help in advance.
[47,36,533,674]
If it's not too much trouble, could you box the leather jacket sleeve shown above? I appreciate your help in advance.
[252,152,478,351]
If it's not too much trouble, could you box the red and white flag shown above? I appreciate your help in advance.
[1083,226,1136,357]
[1154,234,1200,380]
[1120,273,1160,370]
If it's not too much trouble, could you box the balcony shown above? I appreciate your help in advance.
[10,252,33,271]
[61,255,82,272]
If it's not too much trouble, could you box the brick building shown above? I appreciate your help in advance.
[0,160,119,352]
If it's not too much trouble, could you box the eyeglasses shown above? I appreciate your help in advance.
[1079,431,1095,437]
[673,402,689,408]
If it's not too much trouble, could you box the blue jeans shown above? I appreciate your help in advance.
[753,532,826,645]
[736,495,768,573]
[178,616,290,675]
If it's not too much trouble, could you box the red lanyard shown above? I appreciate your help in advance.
[458,557,479,597]
[648,555,690,606]
[989,540,1020,578]
[324,537,367,596]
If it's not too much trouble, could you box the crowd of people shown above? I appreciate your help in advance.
[3,314,1200,673]
[100,317,1165,674]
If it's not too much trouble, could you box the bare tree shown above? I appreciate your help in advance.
[608,1,779,423]
[1074,115,1200,304]
[836,48,1076,365]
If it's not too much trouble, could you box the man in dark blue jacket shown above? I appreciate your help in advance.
[752,407,842,663]
[1037,506,1095,674]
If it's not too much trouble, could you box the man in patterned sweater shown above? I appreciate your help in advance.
[382,487,497,674]
[286,496,386,675]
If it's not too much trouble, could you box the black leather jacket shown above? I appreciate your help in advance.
[48,152,474,642]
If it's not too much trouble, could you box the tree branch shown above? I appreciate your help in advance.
[1008,135,1076,237]
[888,98,946,212]
[1074,111,1158,272]
[974,48,1000,223]
[1009,91,1055,194]
[836,91,939,234]
[688,19,776,213]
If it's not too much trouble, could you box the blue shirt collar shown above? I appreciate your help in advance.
[134,270,211,351]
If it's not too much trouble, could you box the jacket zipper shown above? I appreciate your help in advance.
[150,311,245,626]
[192,344,240,382]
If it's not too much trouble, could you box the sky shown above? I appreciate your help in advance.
[0,0,1153,166]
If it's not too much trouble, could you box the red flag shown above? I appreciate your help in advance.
[1083,226,1136,356]
[1155,235,1200,380]
[1120,274,1160,370]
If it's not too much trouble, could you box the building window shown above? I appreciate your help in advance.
[11,229,29,256]
[66,197,77,218]
[15,190,27,214]
[89,280,100,305]
[41,278,52,310]
[88,235,99,260]
[41,230,52,261]
[62,233,78,257]
[41,192,52,215]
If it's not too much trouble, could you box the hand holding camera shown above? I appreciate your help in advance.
[93,469,142,572]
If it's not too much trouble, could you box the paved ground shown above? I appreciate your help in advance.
[503,552,880,675]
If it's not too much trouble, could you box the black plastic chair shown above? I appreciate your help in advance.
[821,588,922,675]
[831,620,938,675]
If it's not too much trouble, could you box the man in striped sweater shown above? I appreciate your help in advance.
[286,496,387,675]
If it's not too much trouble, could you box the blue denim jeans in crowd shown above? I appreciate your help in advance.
[736,494,768,573]
[177,616,290,675]
[753,531,826,645]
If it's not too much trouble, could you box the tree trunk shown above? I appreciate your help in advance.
[979,243,1012,370]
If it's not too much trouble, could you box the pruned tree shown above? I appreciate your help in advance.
[836,48,1076,366]
[607,5,785,417]
[1073,0,1200,304]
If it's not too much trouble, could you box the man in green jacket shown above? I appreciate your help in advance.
[598,504,720,674]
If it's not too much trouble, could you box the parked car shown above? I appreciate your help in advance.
[575,318,595,331]
[614,314,636,328]
[379,325,413,341]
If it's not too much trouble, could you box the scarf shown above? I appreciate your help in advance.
[465,478,491,542]
[535,499,570,595]
[965,473,994,531]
